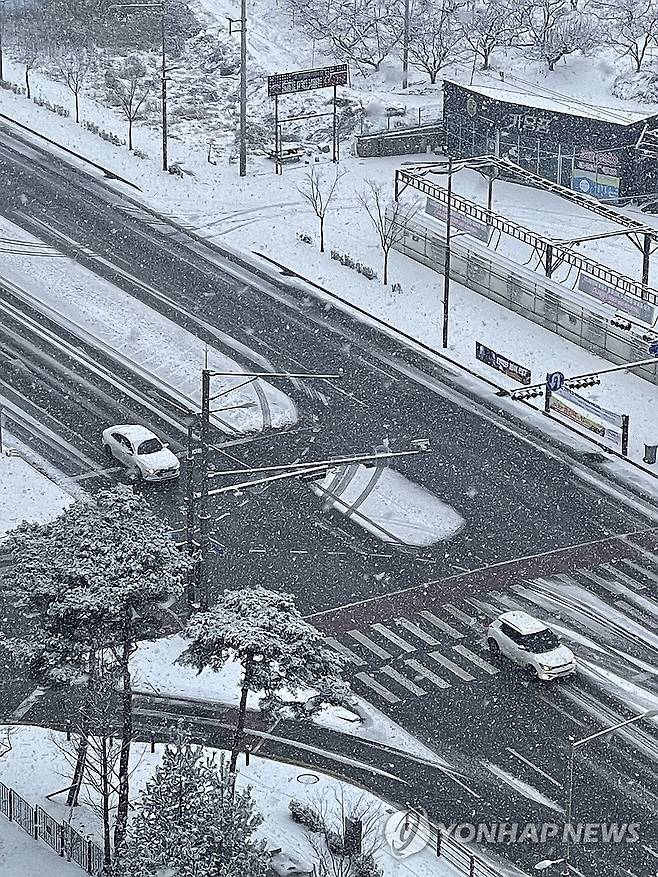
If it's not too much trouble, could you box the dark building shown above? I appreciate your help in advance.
[443,80,658,204]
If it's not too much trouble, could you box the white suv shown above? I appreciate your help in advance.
[487,611,576,680]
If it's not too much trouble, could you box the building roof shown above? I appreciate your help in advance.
[446,79,651,127]
[499,611,548,634]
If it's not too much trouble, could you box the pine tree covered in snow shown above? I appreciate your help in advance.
[179,586,354,784]
[5,485,187,851]
[117,739,268,877]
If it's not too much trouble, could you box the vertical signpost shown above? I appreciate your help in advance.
[267,64,348,174]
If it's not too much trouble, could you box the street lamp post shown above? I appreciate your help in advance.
[0,0,6,84]
[442,156,453,349]
[402,0,410,90]
[562,709,658,876]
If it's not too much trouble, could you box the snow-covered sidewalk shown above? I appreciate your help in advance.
[0,449,73,539]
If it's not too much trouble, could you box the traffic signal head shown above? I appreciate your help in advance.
[610,315,632,331]
[566,376,601,390]
[511,387,544,401]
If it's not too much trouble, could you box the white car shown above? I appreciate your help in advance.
[487,611,576,681]
[102,425,180,482]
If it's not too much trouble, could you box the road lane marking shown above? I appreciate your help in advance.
[506,747,562,788]
[442,603,476,625]
[380,665,427,696]
[621,559,658,585]
[370,623,415,653]
[355,672,400,704]
[11,687,46,720]
[404,659,450,689]
[428,650,475,682]
[396,618,439,646]
[417,610,463,640]
[600,563,647,592]
[643,844,658,860]
[325,637,366,666]
[347,629,392,661]
[614,600,656,627]
[452,645,498,675]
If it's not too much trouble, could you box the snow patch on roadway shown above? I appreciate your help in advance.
[486,763,565,814]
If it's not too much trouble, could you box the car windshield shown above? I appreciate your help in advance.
[137,438,163,455]
[519,629,560,654]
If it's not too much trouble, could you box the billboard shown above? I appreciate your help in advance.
[475,341,531,385]
[578,273,656,326]
[549,386,626,452]
[426,198,492,243]
[572,150,620,201]
[267,64,348,97]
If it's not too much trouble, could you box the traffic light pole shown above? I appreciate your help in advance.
[198,369,211,609]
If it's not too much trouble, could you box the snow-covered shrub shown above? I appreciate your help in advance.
[33,95,70,117]
[133,148,149,159]
[288,798,326,832]
[0,79,26,96]
[298,232,314,244]
[358,263,378,280]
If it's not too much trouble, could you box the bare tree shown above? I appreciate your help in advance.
[459,0,514,69]
[406,0,467,83]
[593,0,658,71]
[14,35,40,99]
[359,181,418,285]
[55,49,92,123]
[298,167,345,253]
[105,55,154,150]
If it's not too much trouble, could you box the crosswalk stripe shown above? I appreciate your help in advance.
[325,637,366,666]
[371,623,415,653]
[576,568,624,595]
[621,536,658,566]
[347,629,392,660]
[599,563,646,592]
[380,665,427,696]
[614,600,657,627]
[355,671,400,704]
[452,644,499,675]
[418,610,463,640]
[442,603,476,626]
[428,650,475,681]
[405,658,450,689]
[396,617,439,646]
[468,598,499,620]
[620,559,658,586]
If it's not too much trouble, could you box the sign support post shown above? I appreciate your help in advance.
[442,156,453,349]
[621,415,630,457]
[274,94,281,175]
[332,84,337,163]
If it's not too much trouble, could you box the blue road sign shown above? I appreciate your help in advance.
[649,341,658,356]
[546,371,565,392]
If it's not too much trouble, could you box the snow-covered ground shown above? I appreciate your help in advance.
[0,450,73,539]
[130,633,450,765]
[311,465,465,547]
[0,724,461,877]
[0,815,82,877]
[0,216,296,434]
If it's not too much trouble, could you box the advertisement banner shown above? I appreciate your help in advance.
[578,273,656,326]
[426,198,492,244]
[572,150,620,201]
[475,341,531,385]
[267,64,348,97]
[549,387,625,451]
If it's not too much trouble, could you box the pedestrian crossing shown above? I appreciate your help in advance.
[324,545,658,707]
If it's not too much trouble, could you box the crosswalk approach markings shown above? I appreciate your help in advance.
[418,609,464,639]
[428,650,476,682]
[347,629,392,661]
[380,665,427,696]
[370,623,416,652]
[355,671,400,704]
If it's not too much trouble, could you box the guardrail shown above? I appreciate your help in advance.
[0,780,104,874]
[401,806,525,877]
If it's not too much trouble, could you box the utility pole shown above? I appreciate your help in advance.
[198,369,211,610]
[229,2,248,176]
[402,0,410,90]
[161,0,168,172]
[0,1,5,84]
[442,156,453,349]
[184,418,197,607]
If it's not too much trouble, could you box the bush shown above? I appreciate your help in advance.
[133,148,149,160]
[82,119,126,147]
[298,232,313,245]
[331,248,378,280]
[0,79,26,96]
[33,96,70,117]
[288,799,325,833]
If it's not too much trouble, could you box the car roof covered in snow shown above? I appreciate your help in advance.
[446,79,650,126]
[111,424,160,444]
[499,611,547,634]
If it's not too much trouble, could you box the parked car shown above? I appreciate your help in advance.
[102,425,180,482]
[487,611,576,680]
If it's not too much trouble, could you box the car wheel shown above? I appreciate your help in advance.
[103,444,113,459]
[487,638,500,655]
[526,665,538,679]
[132,466,143,482]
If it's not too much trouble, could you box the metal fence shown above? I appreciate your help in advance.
[0,780,104,874]
[391,212,658,387]
[355,124,444,159]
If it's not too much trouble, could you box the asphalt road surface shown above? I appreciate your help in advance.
[0,121,657,877]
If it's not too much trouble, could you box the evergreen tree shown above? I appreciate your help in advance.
[5,485,187,851]
[118,739,268,877]
[179,587,354,789]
